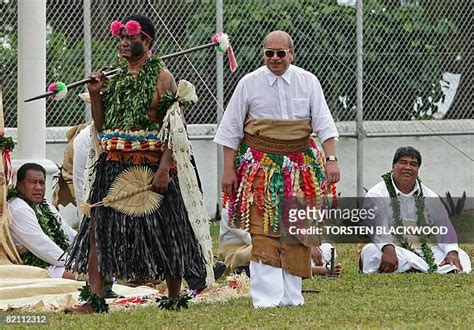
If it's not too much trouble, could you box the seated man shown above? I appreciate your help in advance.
[360,146,471,274]
[8,163,76,279]
[218,208,252,276]
[219,209,342,277]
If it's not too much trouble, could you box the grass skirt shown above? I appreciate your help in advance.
[65,153,206,281]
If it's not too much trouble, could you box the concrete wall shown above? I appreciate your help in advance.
[7,124,473,226]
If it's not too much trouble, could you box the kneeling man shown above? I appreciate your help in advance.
[360,147,471,274]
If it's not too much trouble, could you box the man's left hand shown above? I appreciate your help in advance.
[440,251,463,272]
[324,161,340,184]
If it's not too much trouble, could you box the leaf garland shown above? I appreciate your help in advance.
[102,56,164,131]
[157,292,191,311]
[155,91,195,122]
[78,285,109,313]
[7,188,69,269]
[381,172,437,272]
[0,136,15,150]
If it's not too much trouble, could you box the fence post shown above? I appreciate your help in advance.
[15,0,56,200]
[356,0,365,198]
[216,0,224,215]
[83,0,92,122]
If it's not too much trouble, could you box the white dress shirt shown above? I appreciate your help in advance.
[214,65,339,150]
[365,178,459,254]
[9,198,77,267]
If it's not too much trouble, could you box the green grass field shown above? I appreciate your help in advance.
[1,225,473,329]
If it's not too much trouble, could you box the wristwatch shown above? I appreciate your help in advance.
[326,155,338,162]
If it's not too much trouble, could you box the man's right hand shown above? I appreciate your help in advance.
[221,169,239,197]
[87,71,106,93]
[16,244,28,254]
[379,244,398,273]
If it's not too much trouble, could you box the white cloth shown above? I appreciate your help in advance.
[361,243,472,274]
[47,265,67,278]
[249,260,303,308]
[219,209,251,246]
[8,198,76,277]
[311,242,337,268]
[72,124,91,208]
[214,65,338,150]
[361,178,471,273]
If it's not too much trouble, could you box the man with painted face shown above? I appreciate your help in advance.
[360,146,471,274]
[214,31,340,308]
[65,14,210,313]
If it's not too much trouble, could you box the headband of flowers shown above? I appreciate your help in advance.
[110,20,152,40]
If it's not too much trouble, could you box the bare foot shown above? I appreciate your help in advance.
[64,303,96,314]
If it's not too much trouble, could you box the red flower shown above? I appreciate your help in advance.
[125,20,141,36]
[110,20,122,37]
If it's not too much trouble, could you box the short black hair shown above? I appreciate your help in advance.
[392,146,422,166]
[16,163,46,182]
[122,14,156,44]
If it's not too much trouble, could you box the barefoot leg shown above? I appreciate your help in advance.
[166,277,181,299]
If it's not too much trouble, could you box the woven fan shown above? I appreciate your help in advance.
[80,166,163,217]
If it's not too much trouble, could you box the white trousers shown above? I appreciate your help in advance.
[361,243,472,274]
[250,260,304,308]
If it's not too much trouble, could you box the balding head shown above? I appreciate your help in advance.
[263,31,294,49]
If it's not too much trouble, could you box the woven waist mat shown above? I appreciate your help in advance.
[242,133,311,155]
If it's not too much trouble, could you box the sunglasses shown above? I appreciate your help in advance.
[264,48,291,58]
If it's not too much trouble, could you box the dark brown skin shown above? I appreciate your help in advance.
[67,30,183,314]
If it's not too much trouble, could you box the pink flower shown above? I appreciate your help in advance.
[110,20,122,37]
[47,82,57,92]
[211,32,222,44]
[125,20,141,36]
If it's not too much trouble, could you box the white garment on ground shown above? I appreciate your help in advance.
[361,177,471,273]
[72,124,91,208]
[311,242,337,268]
[219,209,251,246]
[213,65,339,150]
[8,198,77,278]
[249,260,303,308]
[361,243,472,274]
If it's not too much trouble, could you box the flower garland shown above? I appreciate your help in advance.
[102,56,164,131]
[381,172,437,272]
[0,136,15,183]
[7,188,70,269]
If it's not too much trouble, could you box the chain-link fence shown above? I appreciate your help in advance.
[1,0,472,128]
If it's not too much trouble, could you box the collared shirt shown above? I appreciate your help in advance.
[365,177,459,254]
[214,65,339,150]
[8,198,77,267]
